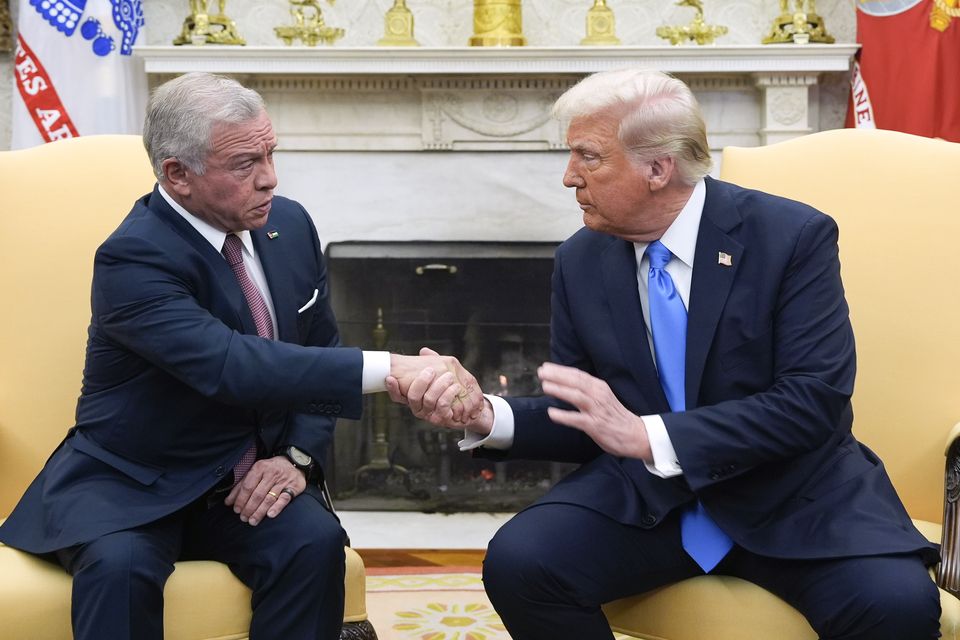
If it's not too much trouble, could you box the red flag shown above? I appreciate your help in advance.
[848,0,960,142]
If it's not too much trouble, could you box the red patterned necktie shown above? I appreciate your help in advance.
[222,233,274,484]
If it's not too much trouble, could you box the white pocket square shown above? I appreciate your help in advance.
[297,289,319,314]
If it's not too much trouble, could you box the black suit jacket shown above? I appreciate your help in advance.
[500,177,937,563]
[0,186,364,553]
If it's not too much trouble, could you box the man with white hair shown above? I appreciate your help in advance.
[396,68,940,639]
[0,72,480,640]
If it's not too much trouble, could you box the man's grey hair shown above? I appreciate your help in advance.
[143,72,266,180]
[553,69,712,185]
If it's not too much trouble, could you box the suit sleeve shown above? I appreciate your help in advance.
[91,224,364,419]
[665,213,856,491]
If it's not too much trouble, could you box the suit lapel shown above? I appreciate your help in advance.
[252,226,297,342]
[685,178,743,408]
[146,185,258,336]
[600,237,670,412]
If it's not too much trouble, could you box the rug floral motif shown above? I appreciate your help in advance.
[365,569,632,639]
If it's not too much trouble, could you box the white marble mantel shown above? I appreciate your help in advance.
[135,44,858,149]
[135,44,857,76]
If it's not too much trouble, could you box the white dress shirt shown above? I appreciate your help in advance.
[158,185,390,394]
[460,180,708,479]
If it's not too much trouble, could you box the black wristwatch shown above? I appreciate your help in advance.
[284,445,315,479]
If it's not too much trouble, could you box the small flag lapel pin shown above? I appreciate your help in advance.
[267,230,280,240]
[718,251,733,267]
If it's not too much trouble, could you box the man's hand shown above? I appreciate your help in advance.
[387,358,495,436]
[387,347,483,423]
[539,362,653,461]
[224,455,307,526]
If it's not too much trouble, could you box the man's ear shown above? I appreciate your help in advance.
[160,157,191,197]
[646,157,676,191]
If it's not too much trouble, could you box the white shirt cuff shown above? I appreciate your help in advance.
[361,351,390,394]
[459,394,514,451]
[642,414,683,478]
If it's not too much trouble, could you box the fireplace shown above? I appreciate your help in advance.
[325,241,576,512]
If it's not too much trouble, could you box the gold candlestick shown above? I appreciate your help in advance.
[762,0,834,44]
[656,0,727,46]
[377,0,419,46]
[274,0,344,47]
[173,0,245,46]
[469,0,526,47]
[581,0,620,46]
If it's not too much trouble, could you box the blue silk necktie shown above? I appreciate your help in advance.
[646,240,733,573]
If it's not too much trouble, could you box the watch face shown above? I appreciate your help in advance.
[288,446,312,466]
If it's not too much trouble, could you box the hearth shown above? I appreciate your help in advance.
[325,241,576,512]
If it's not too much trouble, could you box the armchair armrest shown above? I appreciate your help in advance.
[936,422,960,596]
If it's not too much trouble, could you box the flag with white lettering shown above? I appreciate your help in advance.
[847,0,960,142]
[11,0,146,149]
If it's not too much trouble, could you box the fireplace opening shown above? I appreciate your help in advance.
[325,241,576,512]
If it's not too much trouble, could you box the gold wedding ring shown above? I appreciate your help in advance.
[267,490,279,498]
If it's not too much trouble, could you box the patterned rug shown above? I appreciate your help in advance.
[365,567,631,640]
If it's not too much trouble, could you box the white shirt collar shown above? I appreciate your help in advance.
[157,184,256,257]
[636,178,705,268]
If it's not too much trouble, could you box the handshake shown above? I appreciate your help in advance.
[385,347,493,437]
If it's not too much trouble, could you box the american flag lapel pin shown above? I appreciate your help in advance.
[718,251,733,267]
[267,230,279,240]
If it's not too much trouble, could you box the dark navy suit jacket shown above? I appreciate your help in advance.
[0,186,364,553]
[500,177,937,563]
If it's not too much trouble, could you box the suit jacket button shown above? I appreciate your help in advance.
[709,471,721,481]
[641,514,657,526]
[215,465,225,477]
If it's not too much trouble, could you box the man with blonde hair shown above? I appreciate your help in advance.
[396,69,940,639]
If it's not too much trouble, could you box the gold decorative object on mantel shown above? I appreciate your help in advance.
[931,0,960,32]
[656,0,728,46]
[275,0,344,46]
[173,0,246,46]
[377,0,418,46]
[1,0,13,53]
[763,0,834,44]
[469,0,526,47]
[581,0,620,46]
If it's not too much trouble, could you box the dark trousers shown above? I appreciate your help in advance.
[56,489,346,640]
[483,503,941,640]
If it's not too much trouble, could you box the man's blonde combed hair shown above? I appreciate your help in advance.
[553,69,712,185]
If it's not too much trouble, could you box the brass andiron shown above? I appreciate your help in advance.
[1,0,12,53]
[656,0,728,46]
[352,309,424,499]
[377,0,418,46]
[275,0,344,46]
[469,0,526,47]
[581,0,620,46]
[173,0,246,46]
[763,0,834,44]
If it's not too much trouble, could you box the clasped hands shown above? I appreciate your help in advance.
[387,351,652,461]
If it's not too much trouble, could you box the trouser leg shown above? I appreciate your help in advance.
[721,548,941,640]
[55,515,181,640]
[185,489,347,640]
[482,503,701,640]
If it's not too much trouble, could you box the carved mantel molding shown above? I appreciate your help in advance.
[135,45,859,149]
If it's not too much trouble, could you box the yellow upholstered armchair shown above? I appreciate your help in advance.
[604,128,960,639]
[0,136,375,640]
